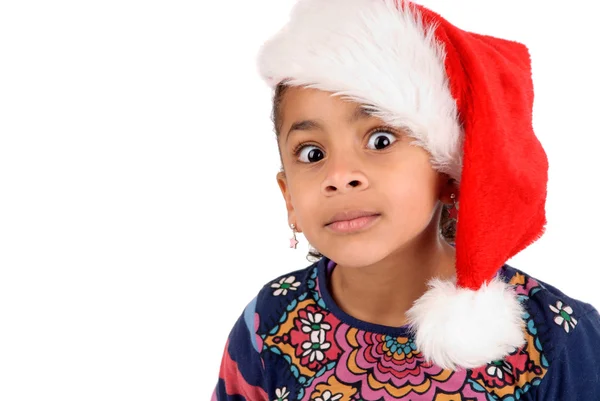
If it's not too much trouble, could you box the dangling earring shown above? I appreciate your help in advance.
[289,223,299,249]
[449,193,459,220]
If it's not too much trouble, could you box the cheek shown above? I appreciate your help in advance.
[383,165,439,214]
[287,175,320,217]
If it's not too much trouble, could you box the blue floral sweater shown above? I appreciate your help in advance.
[213,256,600,400]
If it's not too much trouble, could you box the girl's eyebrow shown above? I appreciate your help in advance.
[286,106,372,142]
[286,119,324,143]
[348,106,372,123]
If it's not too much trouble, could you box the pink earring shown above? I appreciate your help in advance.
[449,193,459,220]
[289,224,299,249]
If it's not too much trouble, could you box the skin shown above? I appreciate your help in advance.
[276,86,459,328]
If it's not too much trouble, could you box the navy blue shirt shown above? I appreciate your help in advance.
[214,257,600,400]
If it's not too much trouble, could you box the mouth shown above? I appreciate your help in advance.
[326,210,380,225]
[325,211,381,234]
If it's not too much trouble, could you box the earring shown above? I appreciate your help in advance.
[449,193,459,220]
[289,224,299,249]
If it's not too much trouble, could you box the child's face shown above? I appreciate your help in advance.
[276,86,450,267]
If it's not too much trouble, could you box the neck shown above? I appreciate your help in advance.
[328,221,456,328]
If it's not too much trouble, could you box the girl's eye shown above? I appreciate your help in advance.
[367,130,396,150]
[297,145,325,163]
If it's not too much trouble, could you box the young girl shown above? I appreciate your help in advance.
[213,0,600,399]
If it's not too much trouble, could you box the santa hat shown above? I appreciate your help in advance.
[257,0,548,370]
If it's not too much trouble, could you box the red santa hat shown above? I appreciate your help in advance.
[257,0,548,370]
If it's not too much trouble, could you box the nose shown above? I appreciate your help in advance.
[321,155,369,196]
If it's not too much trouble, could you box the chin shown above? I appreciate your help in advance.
[319,238,394,268]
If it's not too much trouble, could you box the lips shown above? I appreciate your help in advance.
[325,210,380,225]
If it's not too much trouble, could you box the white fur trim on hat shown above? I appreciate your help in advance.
[406,276,527,370]
[257,0,463,181]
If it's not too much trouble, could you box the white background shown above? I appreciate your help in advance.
[1,0,598,399]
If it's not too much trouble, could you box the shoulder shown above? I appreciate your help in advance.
[499,264,600,397]
[236,259,323,339]
[501,264,597,338]
[219,260,321,377]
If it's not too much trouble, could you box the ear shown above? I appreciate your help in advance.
[439,174,460,205]
[276,171,299,230]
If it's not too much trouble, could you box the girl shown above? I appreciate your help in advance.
[213,0,600,399]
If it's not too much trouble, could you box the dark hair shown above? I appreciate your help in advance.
[271,83,457,262]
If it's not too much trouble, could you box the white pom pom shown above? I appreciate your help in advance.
[406,276,526,370]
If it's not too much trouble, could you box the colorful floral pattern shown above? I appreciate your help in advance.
[271,276,302,296]
[300,311,332,335]
[260,266,564,401]
[313,390,342,401]
[333,326,472,400]
[301,330,332,363]
[265,302,342,375]
[274,387,290,401]
[550,300,578,333]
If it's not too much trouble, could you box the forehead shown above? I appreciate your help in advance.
[279,86,375,124]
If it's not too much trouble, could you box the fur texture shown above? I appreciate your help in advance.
[406,276,527,370]
[257,0,463,181]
